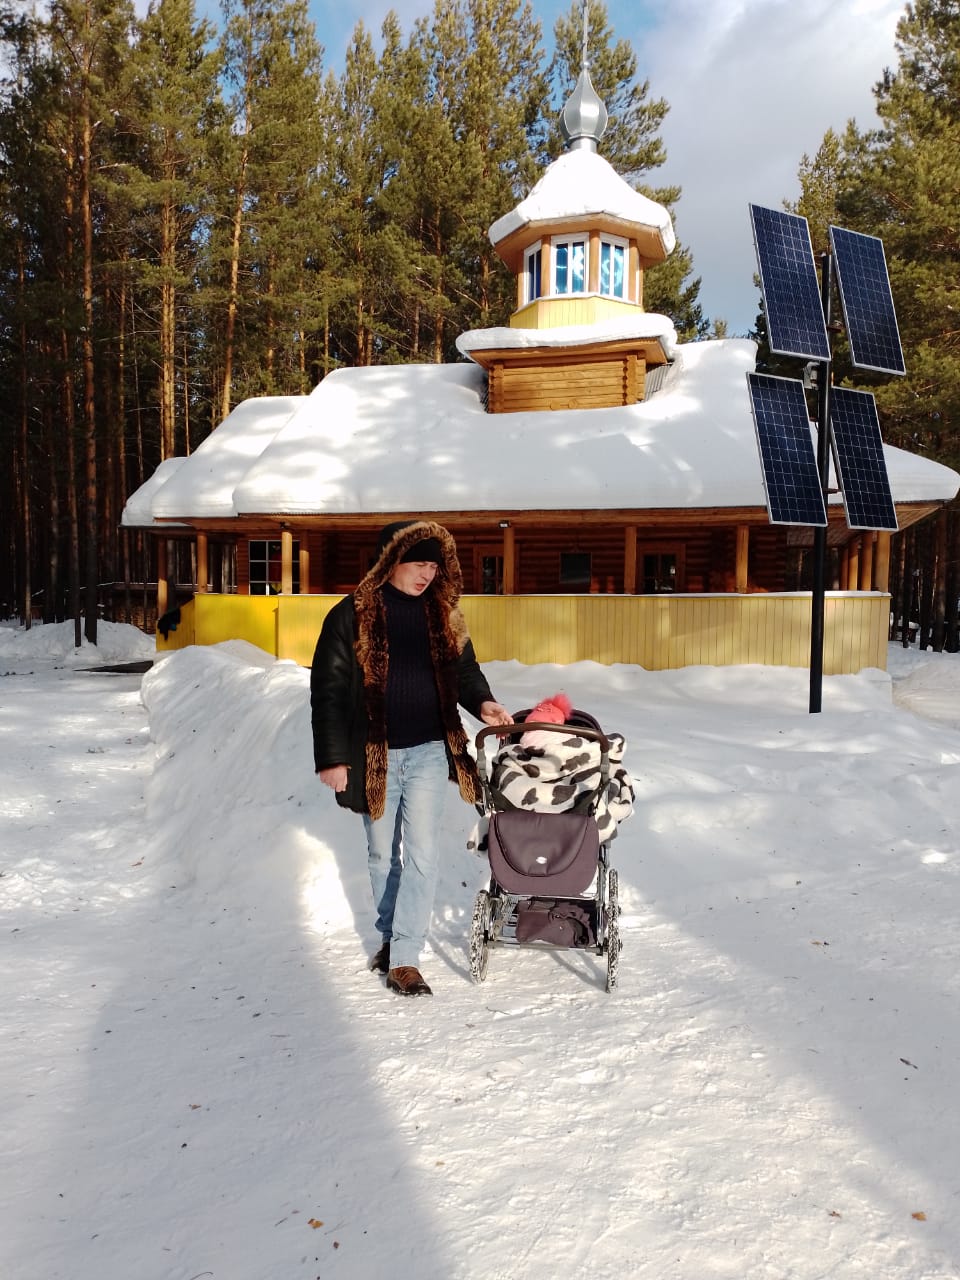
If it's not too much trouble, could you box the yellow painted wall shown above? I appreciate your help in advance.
[157,591,890,675]
[511,295,642,329]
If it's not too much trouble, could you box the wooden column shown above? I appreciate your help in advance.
[588,230,601,293]
[623,525,637,594]
[735,525,749,593]
[874,531,892,593]
[280,529,294,595]
[196,532,209,593]
[541,241,552,298]
[300,542,311,595]
[846,537,861,590]
[157,537,168,615]
[860,532,875,591]
[502,525,516,595]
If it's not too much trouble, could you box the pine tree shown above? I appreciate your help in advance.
[119,0,225,459]
[401,0,548,358]
[791,1,960,648]
[14,0,137,641]
[208,0,326,413]
[322,21,396,367]
[837,0,960,466]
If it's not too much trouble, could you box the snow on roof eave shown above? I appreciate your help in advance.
[121,457,190,528]
[456,313,680,362]
[495,215,675,262]
[884,445,960,504]
[148,395,305,521]
[488,151,676,256]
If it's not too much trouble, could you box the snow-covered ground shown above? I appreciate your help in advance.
[3,620,960,1280]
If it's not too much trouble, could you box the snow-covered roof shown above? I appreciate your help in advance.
[122,339,960,523]
[488,149,676,257]
[456,313,679,361]
[120,457,190,528]
[139,395,305,523]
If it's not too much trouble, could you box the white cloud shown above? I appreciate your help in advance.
[637,0,904,332]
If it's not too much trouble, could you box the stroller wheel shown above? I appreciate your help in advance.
[605,868,621,993]
[469,889,491,983]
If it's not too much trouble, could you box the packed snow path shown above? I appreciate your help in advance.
[3,626,960,1279]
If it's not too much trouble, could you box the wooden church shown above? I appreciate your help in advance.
[122,56,959,674]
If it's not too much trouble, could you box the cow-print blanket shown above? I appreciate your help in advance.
[467,730,635,855]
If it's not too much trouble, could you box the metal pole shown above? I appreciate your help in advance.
[809,252,834,713]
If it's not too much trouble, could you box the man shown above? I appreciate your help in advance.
[311,520,512,997]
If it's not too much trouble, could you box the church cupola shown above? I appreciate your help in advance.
[456,5,679,413]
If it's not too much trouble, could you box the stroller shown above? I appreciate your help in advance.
[468,708,626,993]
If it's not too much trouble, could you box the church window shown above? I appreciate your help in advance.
[553,238,587,294]
[524,243,543,302]
[599,237,628,298]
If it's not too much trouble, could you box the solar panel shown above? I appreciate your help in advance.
[749,205,830,361]
[747,373,828,526]
[828,386,898,531]
[829,226,905,376]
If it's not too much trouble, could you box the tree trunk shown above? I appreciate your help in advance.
[221,141,249,422]
[918,523,935,650]
[160,198,177,459]
[81,88,98,645]
[62,335,82,650]
[42,397,61,624]
[932,509,947,651]
[16,238,32,628]
[898,529,914,647]
[947,505,960,653]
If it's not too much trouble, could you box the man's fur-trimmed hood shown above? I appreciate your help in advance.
[359,520,463,602]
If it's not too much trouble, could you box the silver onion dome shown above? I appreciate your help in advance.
[559,3,608,152]
[559,67,609,152]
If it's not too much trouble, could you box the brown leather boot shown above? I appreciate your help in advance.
[386,966,433,996]
[369,942,390,974]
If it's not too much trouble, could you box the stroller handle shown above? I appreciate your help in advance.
[475,720,610,754]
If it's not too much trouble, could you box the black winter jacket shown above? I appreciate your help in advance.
[310,522,495,817]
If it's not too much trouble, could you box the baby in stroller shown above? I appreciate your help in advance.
[467,694,634,991]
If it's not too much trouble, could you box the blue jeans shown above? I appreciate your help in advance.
[362,740,450,970]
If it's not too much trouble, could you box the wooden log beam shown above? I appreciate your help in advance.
[623,524,637,594]
[502,525,516,595]
[735,525,749,593]
[860,532,875,591]
[196,532,209,593]
[281,528,294,595]
[874,531,891,593]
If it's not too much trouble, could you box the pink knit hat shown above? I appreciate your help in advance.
[527,692,572,725]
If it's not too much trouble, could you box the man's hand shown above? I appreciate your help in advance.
[479,701,514,727]
[318,764,349,793]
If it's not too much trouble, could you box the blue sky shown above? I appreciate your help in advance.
[216,0,908,336]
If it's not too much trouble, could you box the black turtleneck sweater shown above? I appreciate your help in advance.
[382,582,445,748]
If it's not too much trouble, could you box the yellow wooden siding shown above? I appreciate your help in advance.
[510,295,645,328]
[156,599,196,651]
[157,593,279,655]
[161,591,890,675]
